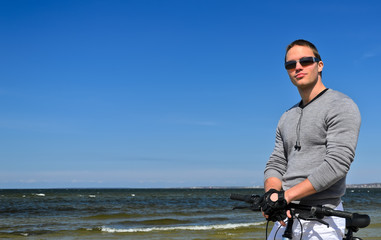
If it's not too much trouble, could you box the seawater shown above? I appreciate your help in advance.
[0,188,380,239]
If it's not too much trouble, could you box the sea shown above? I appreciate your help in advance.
[0,188,380,239]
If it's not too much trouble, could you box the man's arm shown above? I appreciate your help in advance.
[284,179,317,203]
[264,125,288,184]
[263,177,290,226]
[264,177,282,192]
[265,177,316,203]
[308,97,361,192]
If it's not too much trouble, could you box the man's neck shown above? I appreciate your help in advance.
[298,80,326,106]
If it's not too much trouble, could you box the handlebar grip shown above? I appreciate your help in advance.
[230,194,252,203]
[348,213,371,228]
[230,194,262,211]
[230,194,262,205]
[307,205,370,229]
[323,208,353,219]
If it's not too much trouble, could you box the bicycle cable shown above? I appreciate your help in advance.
[296,216,303,240]
[270,217,304,240]
[273,220,283,240]
[265,220,270,239]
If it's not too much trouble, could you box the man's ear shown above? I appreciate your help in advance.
[318,60,324,73]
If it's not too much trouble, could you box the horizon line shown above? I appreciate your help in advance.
[1,183,381,190]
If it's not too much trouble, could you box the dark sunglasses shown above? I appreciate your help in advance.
[285,57,320,70]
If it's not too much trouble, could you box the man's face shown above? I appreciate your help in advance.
[285,45,324,89]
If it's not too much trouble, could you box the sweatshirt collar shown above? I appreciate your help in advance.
[299,88,329,109]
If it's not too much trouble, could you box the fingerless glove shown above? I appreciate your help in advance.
[260,189,288,222]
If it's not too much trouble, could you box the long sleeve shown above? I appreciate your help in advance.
[264,123,288,182]
[308,97,361,192]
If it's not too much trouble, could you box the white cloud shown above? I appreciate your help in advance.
[359,46,381,60]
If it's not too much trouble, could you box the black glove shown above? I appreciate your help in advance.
[260,189,288,222]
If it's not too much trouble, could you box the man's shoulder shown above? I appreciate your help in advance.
[325,89,358,106]
[324,89,361,119]
[278,103,300,122]
[326,89,350,99]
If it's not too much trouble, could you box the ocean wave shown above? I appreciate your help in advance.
[101,222,265,233]
[83,213,142,220]
[33,193,46,197]
[118,218,192,226]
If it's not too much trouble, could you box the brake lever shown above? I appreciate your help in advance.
[294,213,330,228]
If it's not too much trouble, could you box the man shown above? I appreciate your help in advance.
[262,39,361,239]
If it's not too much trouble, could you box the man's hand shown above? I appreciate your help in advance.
[260,189,291,226]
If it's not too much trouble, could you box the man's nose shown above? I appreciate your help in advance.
[295,61,303,70]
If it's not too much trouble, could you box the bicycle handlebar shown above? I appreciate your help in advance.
[230,193,370,229]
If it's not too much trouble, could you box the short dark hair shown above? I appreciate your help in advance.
[285,39,321,62]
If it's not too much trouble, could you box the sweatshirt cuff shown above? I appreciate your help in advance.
[308,174,328,192]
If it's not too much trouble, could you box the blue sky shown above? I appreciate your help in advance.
[1,0,381,188]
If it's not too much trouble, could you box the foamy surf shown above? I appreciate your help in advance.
[34,193,46,197]
[101,222,265,233]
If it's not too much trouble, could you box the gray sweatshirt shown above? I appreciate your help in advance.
[264,89,361,207]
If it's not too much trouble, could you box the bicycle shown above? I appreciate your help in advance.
[230,193,370,240]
